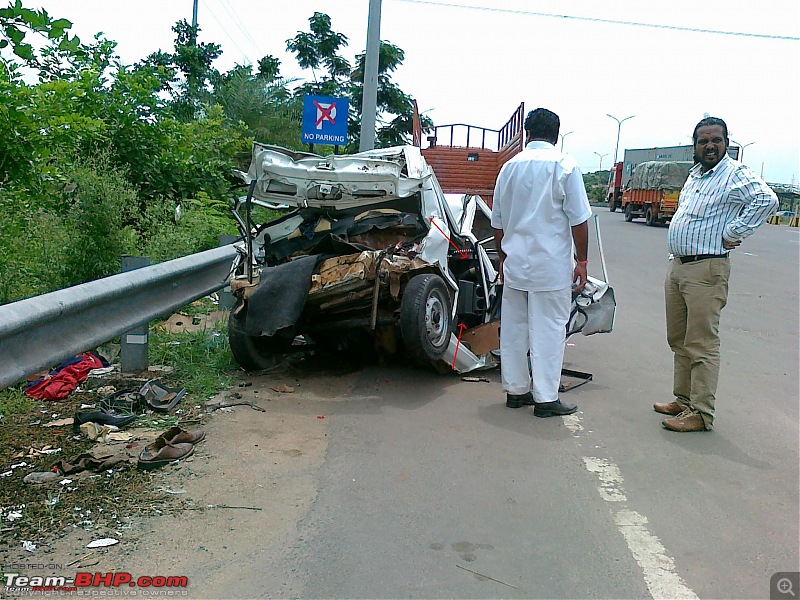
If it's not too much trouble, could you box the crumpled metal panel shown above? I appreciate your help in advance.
[246,143,425,210]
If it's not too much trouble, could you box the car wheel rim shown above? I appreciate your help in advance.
[425,291,448,348]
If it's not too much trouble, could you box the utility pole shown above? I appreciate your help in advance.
[192,0,198,27]
[359,0,382,152]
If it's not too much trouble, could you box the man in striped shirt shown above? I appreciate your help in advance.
[655,117,778,432]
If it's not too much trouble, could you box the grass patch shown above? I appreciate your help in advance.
[0,303,239,552]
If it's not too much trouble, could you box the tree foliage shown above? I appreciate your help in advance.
[0,4,429,304]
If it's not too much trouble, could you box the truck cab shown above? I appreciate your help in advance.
[607,162,623,212]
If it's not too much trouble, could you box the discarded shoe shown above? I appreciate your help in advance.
[137,438,194,470]
[156,426,205,445]
[139,379,185,413]
[73,409,136,434]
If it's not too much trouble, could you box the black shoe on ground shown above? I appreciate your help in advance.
[72,410,137,433]
[533,399,578,418]
[506,392,534,409]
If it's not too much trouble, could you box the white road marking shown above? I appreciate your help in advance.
[569,413,698,599]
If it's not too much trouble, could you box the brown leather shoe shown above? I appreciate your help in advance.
[653,401,684,416]
[662,409,708,432]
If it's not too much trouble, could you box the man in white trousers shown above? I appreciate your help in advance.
[491,107,592,417]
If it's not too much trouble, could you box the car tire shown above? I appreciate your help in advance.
[624,203,634,222]
[228,309,291,371]
[645,207,657,227]
[400,273,453,364]
[609,199,617,213]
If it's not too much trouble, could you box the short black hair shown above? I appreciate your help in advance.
[693,117,729,145]
[524,108,560,144]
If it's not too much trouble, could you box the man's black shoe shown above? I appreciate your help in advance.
[533,400,578,418]
[506,392,534,409]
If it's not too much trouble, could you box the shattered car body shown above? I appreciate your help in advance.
[228,143,616,373]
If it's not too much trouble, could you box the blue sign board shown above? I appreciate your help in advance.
[301,95,349,146]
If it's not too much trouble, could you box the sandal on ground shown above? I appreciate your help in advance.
[139,379,186,413]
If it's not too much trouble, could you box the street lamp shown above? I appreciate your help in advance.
[594,152,608,171]
[607,113,635,169]
[731,139,755,163]
[559,131,574,151]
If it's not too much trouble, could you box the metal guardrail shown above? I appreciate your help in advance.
[0,245,239,391]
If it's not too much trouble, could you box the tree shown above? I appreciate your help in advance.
[0,1,79,74]
[211,60,302,151]
[143,19,222,121]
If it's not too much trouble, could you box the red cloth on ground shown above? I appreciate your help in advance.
[24,352,105,400]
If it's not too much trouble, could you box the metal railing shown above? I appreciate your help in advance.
[0,245,239,390]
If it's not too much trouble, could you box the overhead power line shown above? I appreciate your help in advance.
[393,0,800,41]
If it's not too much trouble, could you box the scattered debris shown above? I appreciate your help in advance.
[461,376,491,383]
[271,384,295,393]
[207,504,262,511]
[22,540,36,552]
[210,401,265,413]
[455,564,517,589]
[43,417,74,428]
[86,537,119,548]
[23,472,61,485]
[66,551,95,567]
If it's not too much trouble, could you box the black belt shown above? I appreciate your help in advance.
[675,253,728,264]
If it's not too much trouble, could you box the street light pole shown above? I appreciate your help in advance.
[559,130,574,152]
[607,113,635,169]
[731,139,755,163]
[594,152,608,171]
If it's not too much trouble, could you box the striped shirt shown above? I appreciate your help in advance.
[668,155,778,256]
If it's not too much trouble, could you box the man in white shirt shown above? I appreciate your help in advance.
[655,116,778,432]
[491,108,592,417]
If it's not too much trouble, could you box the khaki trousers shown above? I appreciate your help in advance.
[664,257,730,429]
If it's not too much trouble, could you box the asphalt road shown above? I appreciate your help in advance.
[271,210,800,599]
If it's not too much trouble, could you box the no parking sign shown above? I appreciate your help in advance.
[301,95,349,146]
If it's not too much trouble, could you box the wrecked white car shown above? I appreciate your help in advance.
[228,143,615,373]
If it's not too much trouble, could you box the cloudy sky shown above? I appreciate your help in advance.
[32,0,800,183]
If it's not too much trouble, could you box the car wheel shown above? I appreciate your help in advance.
[624,203,634,222]
[400,273,452,364]
[228,309,291,371]
[609,199,617,213]
[645,207,657,227]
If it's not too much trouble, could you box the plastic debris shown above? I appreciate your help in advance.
[22,540,36,552]
[87,538,119,548]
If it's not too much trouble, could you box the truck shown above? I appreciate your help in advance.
[608,145,740,213]
[606,161,623,211]
[621,160,693,226]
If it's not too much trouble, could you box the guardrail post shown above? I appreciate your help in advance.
[120,255,151,372]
